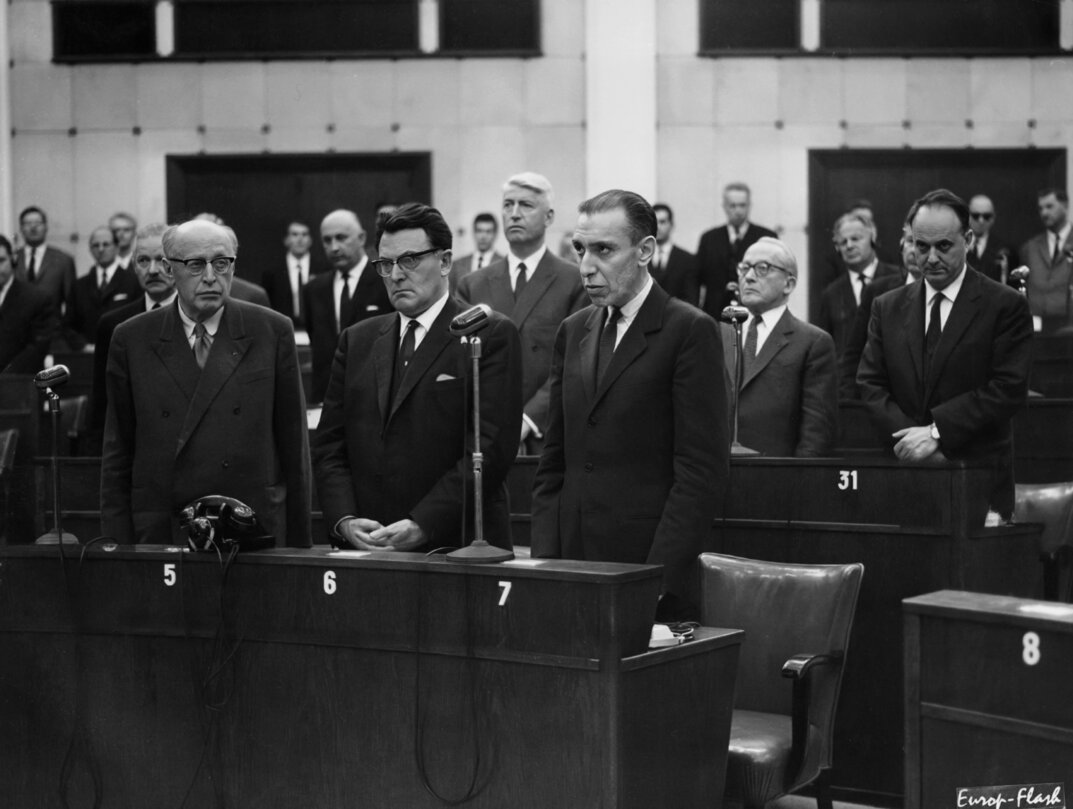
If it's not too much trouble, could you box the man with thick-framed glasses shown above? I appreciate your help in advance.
[101,217,311,548]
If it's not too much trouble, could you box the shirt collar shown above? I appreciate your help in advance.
[855,257,879,281]
[617,274,655,324]
[1053,222,1072,245]
[145,290,177,310]
[751,303,787,332]
[399,291,450,336]
[508,245,546,275]
[925,265,967,304]
[0,274,14,305]
[177,300,226,339]
[339,254,368,280]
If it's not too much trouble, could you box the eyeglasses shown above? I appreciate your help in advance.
[969,212,994,221]
[166,256,236,275]
[134,255,165,270]
[737,261,791,279]
[371,247,441,278]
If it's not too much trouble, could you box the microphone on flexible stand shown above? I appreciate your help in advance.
[995,248,1011,285]
[720,307,760,457]
[447,304,513,564]
[725,281,741,306]
[1009,265,1030,297]
[34,365,79,545]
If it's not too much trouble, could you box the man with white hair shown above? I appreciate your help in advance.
[456,172,586,453]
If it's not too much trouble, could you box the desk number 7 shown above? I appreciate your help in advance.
[498,581,512,606]
[838,470,859,491]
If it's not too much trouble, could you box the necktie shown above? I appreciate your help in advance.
[596,306,621,385]
[514,263,527,300]
[1052,233,1062,265]
[192,323,211,369]
[392,319,419,403]
[26,249,37,283]
[151,302,161,310]
[99,267,108,292]
[338,271,353,330]
[476,255,484,271]
[924,292,945,373]
[743,316,760,375]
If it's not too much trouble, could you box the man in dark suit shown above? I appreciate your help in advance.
[90,223,177,435]
[695,182,776,318]
[101,218,311,547]
[723,237,837,457]
[448,212,502,295]
[456,172,586,454]
[261,220,322,329]
[14,206,76,316]
[0,235,57,374]
[64,226,141,349]
[1018,188,1071,333]
[817,212,902,364]
[313,203,522,551]
[531,190,728,620]
[305,209,391,403]
[966,195,1013,285]
[109,212,138,271]
[858,189,1033,519]
[651,203,699,306]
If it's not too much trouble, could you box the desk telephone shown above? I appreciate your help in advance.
[179,495,274,553]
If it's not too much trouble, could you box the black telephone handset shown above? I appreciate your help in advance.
[179,495,274,553]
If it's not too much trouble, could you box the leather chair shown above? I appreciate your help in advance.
[0,428,18,541]
[699,553,864,809]
[1014,482,1073,602]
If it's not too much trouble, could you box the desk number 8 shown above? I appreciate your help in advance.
[1023,631,1041,666]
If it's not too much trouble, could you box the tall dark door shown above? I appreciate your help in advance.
[808,148,1066,320]
[166,152,433,281]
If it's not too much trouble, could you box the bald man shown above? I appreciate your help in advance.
[64,225,141,349]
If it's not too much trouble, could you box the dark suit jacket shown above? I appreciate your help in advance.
[304,265,391,404]
[1019,230,1073,323]
[696,222,777,318]
[651,245,700,306]
[14,245,76,311]
[816,261,902,360]
[857,268,1032,514]
[101,299,311,547]
[721,309,837,457]
[456,251,586,436]
[64,266,142,348]
[449,252,503,295]
[312,298,522,549]
[839,268,910,399]
[530,284,729,599]
[230,276,271,308]
[0,278,58,374]
[261,258,326,328]
[967,236,1014,285]
[91,297,155,433]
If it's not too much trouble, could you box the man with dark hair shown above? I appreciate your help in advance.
[101,217,311,547]
[1018,187,1071,333]
[0,234,58,374]
[456,172,586,454]
[650,203,699,306]
[449,212,502,294]
[858,188,1033,519]
[695,182,777,318]
[14,205,76,316]
[262,220,322,329]
[313,203,522,551]
[531,189,728,620]
[966,195,1013,285]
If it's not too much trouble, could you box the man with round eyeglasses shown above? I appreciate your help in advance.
[101,218,311,547]
[314,203,522,552]
[724,237,837,457]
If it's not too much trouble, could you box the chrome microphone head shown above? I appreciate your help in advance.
[720,306,750,324]
[34,364,71,390]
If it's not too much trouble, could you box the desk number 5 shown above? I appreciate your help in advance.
[163,563,176,587]
[838,470,858,491]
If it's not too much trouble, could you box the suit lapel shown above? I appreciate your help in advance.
[742,309,792,389]
[579,306,602,405]
[592,286,667,409]
[924,270,980,400]
[388,299,458,422]
[372,316,398,426]
[900,280,926,391]
[485,261,516,316]
[176,305,252,458]
[151,304,200,402]
[511,253,555,324]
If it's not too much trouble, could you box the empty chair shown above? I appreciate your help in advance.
[1014,481,1073,602]
[699,552,864,809]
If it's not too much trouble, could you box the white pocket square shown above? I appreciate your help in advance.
[365,304,380,311]
[435,373,456,382]
[113,293,130,301]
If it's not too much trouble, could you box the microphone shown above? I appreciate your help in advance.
[1009,266,1029,284]
[449,304,493,337]
[34,364,70,390]
[725,281,740,295]
[720,306,749,324]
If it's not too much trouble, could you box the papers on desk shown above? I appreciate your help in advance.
[307,406,322,430]
[1019,603,1073,618]
[328,550,372,558]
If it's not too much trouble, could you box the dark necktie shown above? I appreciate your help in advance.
[743,316,760,375]
[476,255,484,271]
[295,266,305,318]
[924,292,945,373]
[514,263,528,300]
[151,302,161,310]
[99,268,108,293]
[192,323,211,369]
[26,249,37,283]
[391,319,419,403]
[338,271,353,330]
[596,306,621,385]
[1052,233,1062,265]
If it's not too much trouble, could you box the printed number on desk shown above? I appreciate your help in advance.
[163,563,176,587]
[498,581,512,606]
[838,470,859,491]
[1023,631,1041,666]
[323,570,337,595]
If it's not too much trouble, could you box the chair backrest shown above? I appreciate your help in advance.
[61,394,89,439]
[699,552,863,766]
[0,428,18,474]
[1015,482,1073,555]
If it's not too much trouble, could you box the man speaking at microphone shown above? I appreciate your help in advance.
[312,203,522,551]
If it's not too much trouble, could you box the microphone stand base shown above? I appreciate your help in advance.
[730,442,761,457]
[35,530,80,545]
[446,540,514,564]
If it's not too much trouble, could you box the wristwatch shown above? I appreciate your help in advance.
[929,423,940,441]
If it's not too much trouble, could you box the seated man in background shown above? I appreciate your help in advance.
[725,237,837,457]
[313,203,522,551]
[0,234,57,374]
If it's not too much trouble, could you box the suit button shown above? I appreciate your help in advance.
[222,461,230,469]
[584,462,593,472]
[587,417,596,426]
[233,406,240,414]
[162,410,169,418]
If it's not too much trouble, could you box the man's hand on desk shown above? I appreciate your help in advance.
[338,517,385,550]
[368,519,427,551]
[892,426,947,463]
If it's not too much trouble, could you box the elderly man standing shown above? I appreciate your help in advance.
[456,172,586,454]
[858,189,1033,519]
[101,218,311,546]
[725,237,837,457]
[531,190,728,620]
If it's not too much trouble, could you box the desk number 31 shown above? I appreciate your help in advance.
[838,470,859,491]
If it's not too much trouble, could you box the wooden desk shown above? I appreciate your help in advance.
[0,546,742,808]
[0,375,40,540]
[711,457,1043,806]
[904,590,1073,809]
[1029,333,1073,397]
